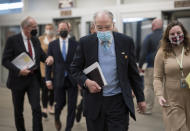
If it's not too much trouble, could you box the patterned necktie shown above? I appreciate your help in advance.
[27,39,33,58]
[102,41,110,51]
[62,40,66,60]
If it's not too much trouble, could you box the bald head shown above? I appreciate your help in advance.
[21,16,38,38]
[21,16,37,29]
[152,18,163,31]
[93,10,114,32]
[93,10,113,23]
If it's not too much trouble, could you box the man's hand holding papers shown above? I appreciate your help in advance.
[19,68,31,76]
[85,79,101,93]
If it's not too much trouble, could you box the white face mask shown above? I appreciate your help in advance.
[169,33,184,45]
[45,30,54,36]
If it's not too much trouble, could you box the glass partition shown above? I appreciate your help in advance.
[123,18,154,61]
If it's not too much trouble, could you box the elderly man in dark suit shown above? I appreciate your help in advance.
[70,10,146,131]
[2,16,53,131]
[46,21,78,131]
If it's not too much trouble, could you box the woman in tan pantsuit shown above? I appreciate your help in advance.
[154,21,190,131]
[39,24,56,118]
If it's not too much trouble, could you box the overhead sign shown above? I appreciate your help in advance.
[59,0,73,10]
[60,10,72,16]
[175,0,190,8]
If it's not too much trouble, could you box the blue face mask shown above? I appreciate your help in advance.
[97,31,112,42]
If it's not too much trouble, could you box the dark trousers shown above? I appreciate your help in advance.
[11,76,43,131]
[86,93,129,131]
[54,77,78,131]
[41,78,54,108]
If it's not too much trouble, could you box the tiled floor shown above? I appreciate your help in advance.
[0,87,164,131]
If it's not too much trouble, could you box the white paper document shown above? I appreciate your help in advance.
[11,52,35,70]
[83,62,107,87]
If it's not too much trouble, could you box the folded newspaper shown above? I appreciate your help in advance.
[11,52,35,70]
[83,62,107,87]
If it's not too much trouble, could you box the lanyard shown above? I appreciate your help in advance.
[173,47,185,77]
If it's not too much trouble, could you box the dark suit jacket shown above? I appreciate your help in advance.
[70,32,145,120]
[2,33,47,89]
[46,38,78,88]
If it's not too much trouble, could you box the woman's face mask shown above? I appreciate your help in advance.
[168,25,184,46]
[169,33,184,45]
[45,29,54,36]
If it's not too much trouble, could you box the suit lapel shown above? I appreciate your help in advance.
[31,37,38,59]
[92,34,99,62]
[66,39,72,62]
[18,33,27,52]
[113,32,123,64]
[113,32,124,78]
[19,33,34,58]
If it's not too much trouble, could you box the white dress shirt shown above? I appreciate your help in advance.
[21,30,36,63]
[59,36,69,55]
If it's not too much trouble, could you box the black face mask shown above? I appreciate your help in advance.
[30,29,38,36]
[60,30,68,38]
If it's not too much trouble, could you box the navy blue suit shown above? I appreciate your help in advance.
[2,33,46,131]
[70,32,145,131]
[46,38,78,131]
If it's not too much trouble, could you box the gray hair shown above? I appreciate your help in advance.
[20,16,34,28]
[93,10,114,22]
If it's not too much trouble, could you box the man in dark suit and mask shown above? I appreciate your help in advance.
[46,21,78,131]
[2,16,53,131]
[70,10,146,131]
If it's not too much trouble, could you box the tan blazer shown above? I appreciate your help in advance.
[154,44,190,131]
[39,35,55,78]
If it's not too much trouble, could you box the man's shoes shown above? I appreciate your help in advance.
[143,111,152,115]
[55,120,62,131]
[42,112,48,118]
[42,108,48,119]
[76,107,82,122]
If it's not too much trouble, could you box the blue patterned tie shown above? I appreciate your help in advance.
[62,40,66,60]
[102,41,110,51]
[62,40,67,77]
[62,40,67,76]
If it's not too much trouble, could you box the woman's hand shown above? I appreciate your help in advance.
[158,96,169,107]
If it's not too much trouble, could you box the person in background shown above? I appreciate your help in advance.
[90,22,96,34]
[138,18,163,114]
[2,16,53,131]
[46,21,78,131]
[67,22,76,41]
[154,21,190,130]
[39,24,56,119]
[70,10,146,131]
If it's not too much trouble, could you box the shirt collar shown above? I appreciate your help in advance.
[59,36,69,43]
[21,29,28,40]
